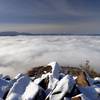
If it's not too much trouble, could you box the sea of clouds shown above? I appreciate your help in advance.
[0,36,100,76]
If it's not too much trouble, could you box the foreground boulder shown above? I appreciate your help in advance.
[22,82,46,100]
[6,75,46,100]
[6,75,31,100]
[0,62,99,100]
[34,62,62,92]
[0,79,10,98]
[78,85,100,100]
[47,62,62,91]
[47,62,62,79]
[46,75,76,100]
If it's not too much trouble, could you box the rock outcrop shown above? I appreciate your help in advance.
[0,62,99,100]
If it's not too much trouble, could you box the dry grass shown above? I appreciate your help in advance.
[27,61,100,78]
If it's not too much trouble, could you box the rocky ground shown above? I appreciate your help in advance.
[0,62,100,100]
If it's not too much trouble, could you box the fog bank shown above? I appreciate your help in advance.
[0,36,100,76]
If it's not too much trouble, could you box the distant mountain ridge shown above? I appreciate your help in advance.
[0,31,100,36]
[0,31,33,36]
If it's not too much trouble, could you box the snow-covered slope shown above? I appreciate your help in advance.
[0,62,99,100]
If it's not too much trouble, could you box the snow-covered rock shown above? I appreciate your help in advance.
[0,78,9,98]
[94,77,100,81]
[6,74,46,100]
[2,75,10,81]
[78,85,100,100]
[6,75,31,100]
[47,62,62,91]
[34,62,62,91]
[22,82,39,100]
[14,73,25,80]
[0,62,99,100]
[22,82,46,100]
[34,77,43,85]
[93,77,100,85]
[6,93,21,100]
[48,62,62,79]
[47,75,75,100]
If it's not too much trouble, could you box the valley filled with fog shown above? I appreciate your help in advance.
[0,36,100,76]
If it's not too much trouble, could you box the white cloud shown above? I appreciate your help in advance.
[0,36,100,77]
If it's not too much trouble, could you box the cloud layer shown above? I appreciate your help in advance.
[0,36,100,76]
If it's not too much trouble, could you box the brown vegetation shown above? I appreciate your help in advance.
[76,71,90,87]
[27,65,52,78]
[27,61,100,78]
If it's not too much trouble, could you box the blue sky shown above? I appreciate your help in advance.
[0,0,100,33]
